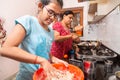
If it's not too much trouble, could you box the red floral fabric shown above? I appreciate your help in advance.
[50,22,72,59]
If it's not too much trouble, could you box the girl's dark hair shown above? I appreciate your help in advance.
[40,0,63,8]
[61,10,74,19]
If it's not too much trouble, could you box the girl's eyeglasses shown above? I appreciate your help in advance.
[45,7,59,18]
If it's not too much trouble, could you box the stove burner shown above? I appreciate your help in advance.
[77,41,117,60]
[95,46,116,57]
[97,49,115,56]
[80,50,92,55]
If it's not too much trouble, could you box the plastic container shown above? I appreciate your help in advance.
[33,63,84,80]
[69,50,75,59]
[104,60,113,73]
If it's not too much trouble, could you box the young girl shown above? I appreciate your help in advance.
[0,0,66,80]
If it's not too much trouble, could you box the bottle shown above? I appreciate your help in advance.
[70,50,75,59]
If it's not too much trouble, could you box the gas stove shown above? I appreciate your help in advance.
[77,41,117,61]
[68,41,120,80]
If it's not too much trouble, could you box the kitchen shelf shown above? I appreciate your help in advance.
[88,15,106,24]
[88,3,120,24]
[88,3,97,14]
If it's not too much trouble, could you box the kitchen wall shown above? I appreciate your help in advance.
[97,6,120,54]
[84,0,120,40]
[97,0,120,15]
[0,0,37,79]
[87,0,120,54]
[0,0,37,34]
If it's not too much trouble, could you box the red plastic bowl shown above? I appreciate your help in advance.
[33,63,84,80]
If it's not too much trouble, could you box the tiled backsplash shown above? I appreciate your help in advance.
[83,6,120,54]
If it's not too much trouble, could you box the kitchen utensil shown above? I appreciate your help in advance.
[115,71,120,80]
[83,57,97,80]
[104,60,113,73]
[108,75,116,80]
[33,63,84,80]
[69,59,83,69]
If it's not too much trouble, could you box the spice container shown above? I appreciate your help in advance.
[104,60,113,73]
[69,50,75,59]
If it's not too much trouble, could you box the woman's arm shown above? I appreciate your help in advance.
[54,30,72,42]
[71,33,80,43]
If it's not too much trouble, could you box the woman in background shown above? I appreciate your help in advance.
[50,10,80,59]
[0,0,65,80]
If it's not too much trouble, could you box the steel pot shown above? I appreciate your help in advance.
[115,71,120,80]
[82,57,97,80]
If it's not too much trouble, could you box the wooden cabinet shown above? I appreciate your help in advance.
[61,7,84,36]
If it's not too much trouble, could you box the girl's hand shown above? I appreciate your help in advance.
[40,58,69,79]
[56,59,68,67]
[52,56,69,67]
[40,58,57,78]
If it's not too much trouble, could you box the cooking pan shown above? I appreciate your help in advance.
[33,63,84,80]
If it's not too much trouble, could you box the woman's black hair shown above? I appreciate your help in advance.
[61,10,74,19]
[40,0,63,8]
